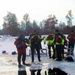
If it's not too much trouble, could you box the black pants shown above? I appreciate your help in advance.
[61,45,65,58]
[18,53,26,65]
[56,45,62,60]
[31,44,41,62]
[48,45,55,58]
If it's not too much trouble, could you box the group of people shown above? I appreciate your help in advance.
[14,30,75,67]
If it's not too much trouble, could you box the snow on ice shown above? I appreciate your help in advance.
[0,35,75,75]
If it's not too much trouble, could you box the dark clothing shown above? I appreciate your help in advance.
[29,34,41,62]
[55,34,62,61]
[61,45,64,58]
[67,33,75,55]
[31,44,41,62]
[56,45,62,60]
[18,53,26,65]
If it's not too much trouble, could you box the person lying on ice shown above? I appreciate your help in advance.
[14,33,27,67]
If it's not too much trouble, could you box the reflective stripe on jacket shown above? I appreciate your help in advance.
[44,38,54,45]
[61,39,65,45]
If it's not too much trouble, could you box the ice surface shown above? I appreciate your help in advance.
[0,35,75,75]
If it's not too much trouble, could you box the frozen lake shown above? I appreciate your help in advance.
[0,54,75,75]
[0,35,75,75]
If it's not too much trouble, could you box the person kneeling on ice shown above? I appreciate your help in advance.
[14,34,27,67]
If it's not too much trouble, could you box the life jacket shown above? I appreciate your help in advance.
[47,35,53,40]
[31,34,40,44]
[14,39,27,49]
[67,33,75,42]
[55,35,62,45]
[45,35,54,45]
[61,39,65,45]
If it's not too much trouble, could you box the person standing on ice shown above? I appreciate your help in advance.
[14,34,27,67]
[67,30,75,56]
[61,34,67,59]
[54,30,62,61]
[29,30,41,62]
[44,34,55,59]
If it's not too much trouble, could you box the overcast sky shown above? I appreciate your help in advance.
[0,0,75,29]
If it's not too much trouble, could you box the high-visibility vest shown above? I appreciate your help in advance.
[56,42,61,45]
[30,34,41,44]
[56,39,62,45]
[44,38,54,45]
[61,39,65,45]
[55,36,62,45]
[31,34,40,40]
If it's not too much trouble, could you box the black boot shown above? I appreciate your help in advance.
[39,59,41,62]
[18,63,22,67]
[22,61,26,65]
[32,60,34,62]
[18,61,22,67]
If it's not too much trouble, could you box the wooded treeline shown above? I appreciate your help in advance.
[0,12,75,36]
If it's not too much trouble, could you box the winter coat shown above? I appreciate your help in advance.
[14,39,27,54]
[67,33,75,43]
[30,34,41,45]
[55,35,62,45]
[44,35,54,45]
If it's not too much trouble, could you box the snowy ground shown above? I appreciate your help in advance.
[0,54,75,75]
[0,35,75,75]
